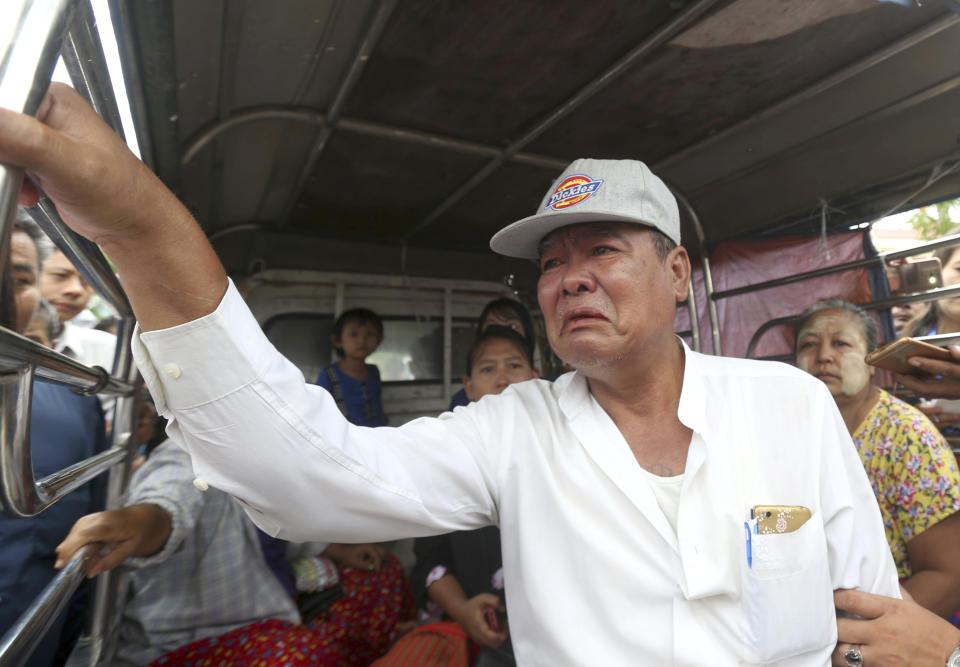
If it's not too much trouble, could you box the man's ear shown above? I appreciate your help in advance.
[330,333,340,347]
[462,375,475,402]
[667,246,692,302]
[532,368,540,379]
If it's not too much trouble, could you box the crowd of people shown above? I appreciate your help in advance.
[5,82,960,666]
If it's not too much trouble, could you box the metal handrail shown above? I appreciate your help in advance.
[0,360,130,519]
[712,233,960,302]
[61,0,125,138]
[0,1,143,664]
[744,284,960,359]
[0,544,98,666]
[0,327,132,395]
[0,0,77,269]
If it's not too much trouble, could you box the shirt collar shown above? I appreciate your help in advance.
[557,337,709,438]
[676,338,708,438]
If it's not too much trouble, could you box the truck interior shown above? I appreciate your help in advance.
[2,0,960,663]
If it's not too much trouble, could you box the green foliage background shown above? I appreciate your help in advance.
[908,197,960,240]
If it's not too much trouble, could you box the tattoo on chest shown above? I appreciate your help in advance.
[648,463,674,477]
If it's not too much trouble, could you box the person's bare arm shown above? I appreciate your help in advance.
[833,589,960,666]
[0,83,226,331]
[895,347,960,399]
[54,503,172,578]
[427,574,507,648]
[323,543,385,571]
[902,513,960,618]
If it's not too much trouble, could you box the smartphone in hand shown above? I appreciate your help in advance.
[484,604,507,632]
[865,337,952,375]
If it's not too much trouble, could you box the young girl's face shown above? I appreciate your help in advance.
[335,320,382,361]
[464,337,537,401]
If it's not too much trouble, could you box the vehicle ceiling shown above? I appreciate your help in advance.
[113,0,960,283]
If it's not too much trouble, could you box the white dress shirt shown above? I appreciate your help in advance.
[133,281,898,666]
[55,320,117,372]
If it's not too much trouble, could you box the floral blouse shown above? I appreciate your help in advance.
[852,389,960,578]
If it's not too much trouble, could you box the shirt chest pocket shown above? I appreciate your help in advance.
[739,513,834,664]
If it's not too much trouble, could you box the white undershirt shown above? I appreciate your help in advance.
[639,465,684,535]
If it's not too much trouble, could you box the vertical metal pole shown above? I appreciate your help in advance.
[333,282,345,318]
[61,0,125,138]
[686,281,701,352]
[443,288,452,404]
[700,253,722,356]
[673,189,722,356]
[0,0,78,282]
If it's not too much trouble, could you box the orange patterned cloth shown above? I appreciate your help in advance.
[371,622,479,667]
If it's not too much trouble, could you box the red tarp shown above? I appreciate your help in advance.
[675,231,876,360]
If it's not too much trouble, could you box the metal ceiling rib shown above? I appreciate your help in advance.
[206,1,245,236]
[275,0,400,230]
[181,107,568,171]
[399,0,724,243]
[653,12,960,174]
[249,0,343,224]
[690,72,960,198]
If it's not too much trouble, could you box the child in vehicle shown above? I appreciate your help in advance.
[316,308,388,427]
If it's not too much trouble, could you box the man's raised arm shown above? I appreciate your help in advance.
[0,83,227,331]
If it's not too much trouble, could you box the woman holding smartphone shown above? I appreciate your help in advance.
[795,300,960,621]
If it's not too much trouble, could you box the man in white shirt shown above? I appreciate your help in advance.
[6,84,899,665]
[39,247,117,372]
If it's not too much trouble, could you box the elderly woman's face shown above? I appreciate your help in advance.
[795,309,873,400]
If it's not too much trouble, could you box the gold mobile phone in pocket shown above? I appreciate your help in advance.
[751,505,812,535]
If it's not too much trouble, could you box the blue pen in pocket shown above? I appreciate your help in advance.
[744,521,752,568]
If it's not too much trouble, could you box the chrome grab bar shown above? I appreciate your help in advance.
[745,285,960,359]
[0,2,143,664]
[0,359,130,519]
[0,543,99,667]
[0,327,132,395]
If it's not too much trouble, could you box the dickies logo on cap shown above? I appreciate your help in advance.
[545,174,604,211]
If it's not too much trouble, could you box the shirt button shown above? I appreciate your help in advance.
[163,362,182,379]
[193,477,209,491]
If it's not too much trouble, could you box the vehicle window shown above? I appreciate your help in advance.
[264,314,477,382]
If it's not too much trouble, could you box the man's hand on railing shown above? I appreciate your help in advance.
[0,82,228,331]
[54,503,172,578]
[895,346,960,399]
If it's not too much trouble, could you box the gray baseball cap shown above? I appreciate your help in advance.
[489,158,680,259]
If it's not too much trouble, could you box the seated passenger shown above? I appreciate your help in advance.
[795,300,960,618]
[448,298,537,410]
[316,308,388,427]
[404,326,538,666]
[55,438,414,666]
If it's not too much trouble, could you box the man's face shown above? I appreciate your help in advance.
[795,309,873,401]
[536,223,688,370]
[11,230,40,334]
[464,337,537,401]
[40,249,94,323]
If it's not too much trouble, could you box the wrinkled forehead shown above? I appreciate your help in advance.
[797,309,863,341]
[536,221,640,258]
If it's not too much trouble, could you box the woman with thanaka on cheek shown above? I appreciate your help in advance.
[795,301,960,624]
[398,327,537,665]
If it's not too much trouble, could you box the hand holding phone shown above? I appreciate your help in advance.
[865,338,953,375]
